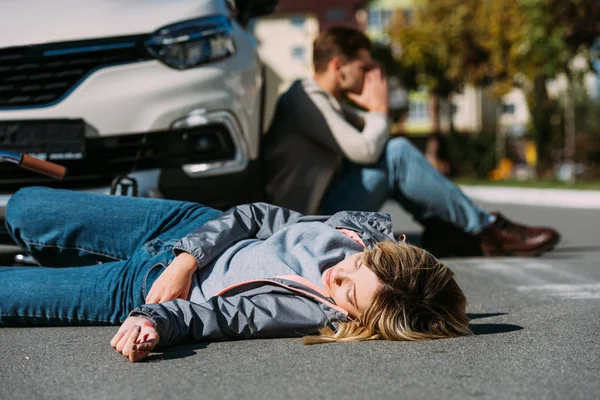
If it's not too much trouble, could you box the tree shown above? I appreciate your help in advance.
[390,0,600,170]
[390,0,470,131]
[516,0,600,170]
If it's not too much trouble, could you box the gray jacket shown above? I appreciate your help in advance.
[129,203,396,347]
[262,79,390,214]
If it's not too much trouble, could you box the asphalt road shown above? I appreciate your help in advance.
[1,200,599,400]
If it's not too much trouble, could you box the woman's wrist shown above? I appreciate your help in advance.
[173,252,199,273]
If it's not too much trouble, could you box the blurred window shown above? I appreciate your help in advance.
[506,124,526,137]
[368,9,393,29]
[408,101,429,121]
[326,9,348,22]
[291,16,305,27]
[368,10,379,27]
[451,103,458,115]
[502,103,516,114]
[292,46,306,61]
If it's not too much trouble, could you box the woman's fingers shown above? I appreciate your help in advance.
[122,326,141,357]
[128,338,156,363]
[133,341,155,352]
[146,285,163,303]
[110,317,159,362]
[110,328,127,348]
[145,291,156,304]
[129,351,148,363]
[147,289,186,304]
[115,328,134,353]
[115,326,140,357]
[146,291,165,304]
[145,284,170,304]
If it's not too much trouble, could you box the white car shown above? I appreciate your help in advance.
[0,0,274,228]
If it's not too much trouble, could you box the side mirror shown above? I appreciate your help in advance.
[234,0,278,27]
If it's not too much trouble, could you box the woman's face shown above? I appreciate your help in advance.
[322,252,382,318]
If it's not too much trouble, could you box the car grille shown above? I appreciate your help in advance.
[0,124,236,191]
[0,35,152,108]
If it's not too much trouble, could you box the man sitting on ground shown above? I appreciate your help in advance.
[261,26,560,257]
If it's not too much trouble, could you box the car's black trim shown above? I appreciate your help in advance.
[160,159,264,210]
[0,123,236,191]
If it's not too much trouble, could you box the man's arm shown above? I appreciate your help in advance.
[309,93,390,164]
[306,68,391,164]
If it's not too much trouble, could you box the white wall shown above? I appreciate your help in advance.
[451,85,483,132]
[251,14,320,130]
[499,89,529,134]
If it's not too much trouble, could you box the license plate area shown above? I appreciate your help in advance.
[0,119,85,160]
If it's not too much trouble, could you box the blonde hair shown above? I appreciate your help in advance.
[304,241,471,344]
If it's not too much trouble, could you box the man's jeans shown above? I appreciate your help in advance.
[321,137,491,234]
[0,187,222,326]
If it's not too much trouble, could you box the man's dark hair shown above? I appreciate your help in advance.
[313,26,372,73]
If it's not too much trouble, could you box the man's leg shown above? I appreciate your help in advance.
[5,187,222,267]
[321,137,492,233]
[320,162,390,214]
[322,137,559,256]
[382,137,492,233]
[380,137,560,256]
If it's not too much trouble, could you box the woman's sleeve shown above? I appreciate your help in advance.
[128,294,333,346]
[173,203,311,269]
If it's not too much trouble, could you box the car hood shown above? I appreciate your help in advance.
[0,0,228,48]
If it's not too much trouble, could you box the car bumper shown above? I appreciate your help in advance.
[0,56,262,161]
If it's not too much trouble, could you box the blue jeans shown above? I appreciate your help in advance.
[321,137,491,234]
[0,187,222,326]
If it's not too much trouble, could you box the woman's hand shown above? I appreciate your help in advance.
[145,252,198,304]
[110,316,159,362]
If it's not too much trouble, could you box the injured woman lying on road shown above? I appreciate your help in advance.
[0,187,471,362]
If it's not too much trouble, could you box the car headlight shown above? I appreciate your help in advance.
[145,15,236,70]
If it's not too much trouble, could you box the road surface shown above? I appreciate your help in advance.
[1,200,599,400]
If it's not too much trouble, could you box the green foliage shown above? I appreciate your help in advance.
[389,0,600,168]
[391,0,599,94]
[371,42,416,88]
[370,42,414,120]
[446,132,497,179]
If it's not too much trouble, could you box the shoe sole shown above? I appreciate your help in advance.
[483,234,561,257]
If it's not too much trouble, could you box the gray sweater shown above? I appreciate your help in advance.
[262,79,391,214]
[189,221,364,303]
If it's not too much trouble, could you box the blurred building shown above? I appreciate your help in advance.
[364,0,413,42]
[251,1,367,130]
[277,0,364,31]
[363,0,534,137]
[250,13,320,131]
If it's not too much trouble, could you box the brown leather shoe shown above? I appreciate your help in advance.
[479,213,561,257]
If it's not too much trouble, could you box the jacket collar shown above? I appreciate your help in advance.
[325,211,395,249]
